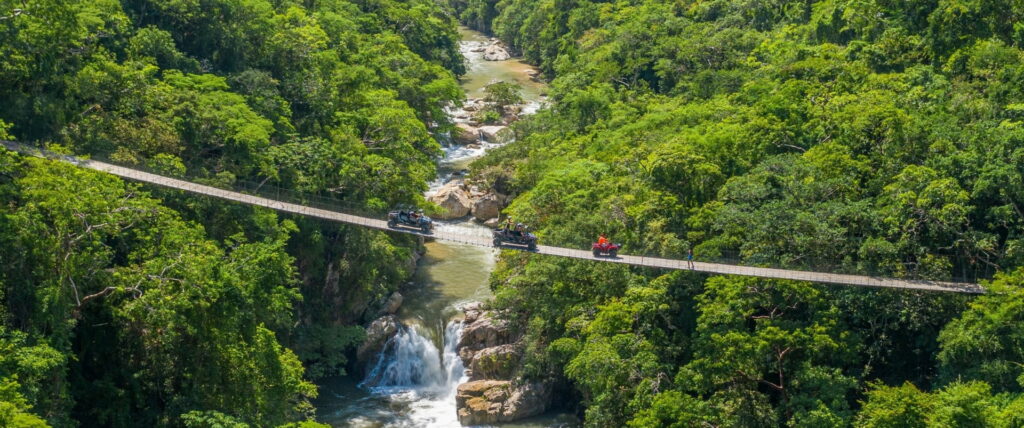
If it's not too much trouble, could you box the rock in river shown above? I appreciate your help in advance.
[456,380,552,425]
[483,44,511,61]
[428,180,472,219]
[477,125,507,142]
[453,123,480,145]
[356,315,399,364]
[471,193,502,221]
[482,217,501,228]
[457,309,514,365]
[469,343,521,380]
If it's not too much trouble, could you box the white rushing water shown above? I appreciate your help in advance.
[357,321,468,427]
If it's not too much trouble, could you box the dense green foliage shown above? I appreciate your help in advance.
[0,0,464,425]
[474,81,524,124]
[0,152,316,426]
[461,0,1024,426]
[6,0,1024,425]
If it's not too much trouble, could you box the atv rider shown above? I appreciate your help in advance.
[597,234,609,245]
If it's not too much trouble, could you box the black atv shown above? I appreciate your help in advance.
[387,209,433,233]
[492,226,537,251]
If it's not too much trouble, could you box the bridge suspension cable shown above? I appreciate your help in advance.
[1,141,985,294]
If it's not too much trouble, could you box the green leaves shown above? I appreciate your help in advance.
[855,380,1024,428]
[937,268,1024,391]
[0,154,314,425]
[459,0,1024,426]
[682,277,853,425]
[1,0,466,425]
[878,165,972,278]
[483,81,525,113]
[0,326,64,426]
[855,381,931,428]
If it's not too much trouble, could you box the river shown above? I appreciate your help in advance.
[312,28,577,427]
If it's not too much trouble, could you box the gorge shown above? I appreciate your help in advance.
[311,27,572,427]
[3,1,1024,427]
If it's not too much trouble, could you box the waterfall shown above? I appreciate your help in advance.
[362,320,466,394]
[442,320,469,396]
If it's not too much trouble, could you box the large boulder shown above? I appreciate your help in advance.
[501,105,522,123]
[471,193,502,221]
[462,100,481,112]
[477,125,507,142]
[453,123,480,145]
[469,343,521,380]
[356,315,399,364]
[456,380,552,425]
[462,301,485,323]
[428,181,472,219]
[457,311,513,365]
[483,44,511,61]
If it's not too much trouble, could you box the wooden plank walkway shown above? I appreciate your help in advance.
[2,141,985,294]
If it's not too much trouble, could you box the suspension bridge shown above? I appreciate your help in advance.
[1,141,985,294]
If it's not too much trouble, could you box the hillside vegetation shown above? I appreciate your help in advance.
[0,0,462,426]
[457,0,1024,426]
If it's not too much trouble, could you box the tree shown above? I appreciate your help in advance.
[938,268,1024,391]
[681,276,854,426]
[483,81,524,115]
[0,326,63,427]
[855,381,931,428]
[0,155,316,426]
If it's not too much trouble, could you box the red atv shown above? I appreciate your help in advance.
[592,241,621,257]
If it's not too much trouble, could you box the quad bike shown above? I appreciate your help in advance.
[387,208,433,233]
[493,226,537,251]
[592,241,621,257]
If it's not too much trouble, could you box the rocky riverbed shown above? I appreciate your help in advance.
[428,179,510,222]
[454,303,554,425]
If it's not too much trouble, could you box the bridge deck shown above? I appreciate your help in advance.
[1,141,985,294]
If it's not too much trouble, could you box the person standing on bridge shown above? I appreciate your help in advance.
[687,247,694,269]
